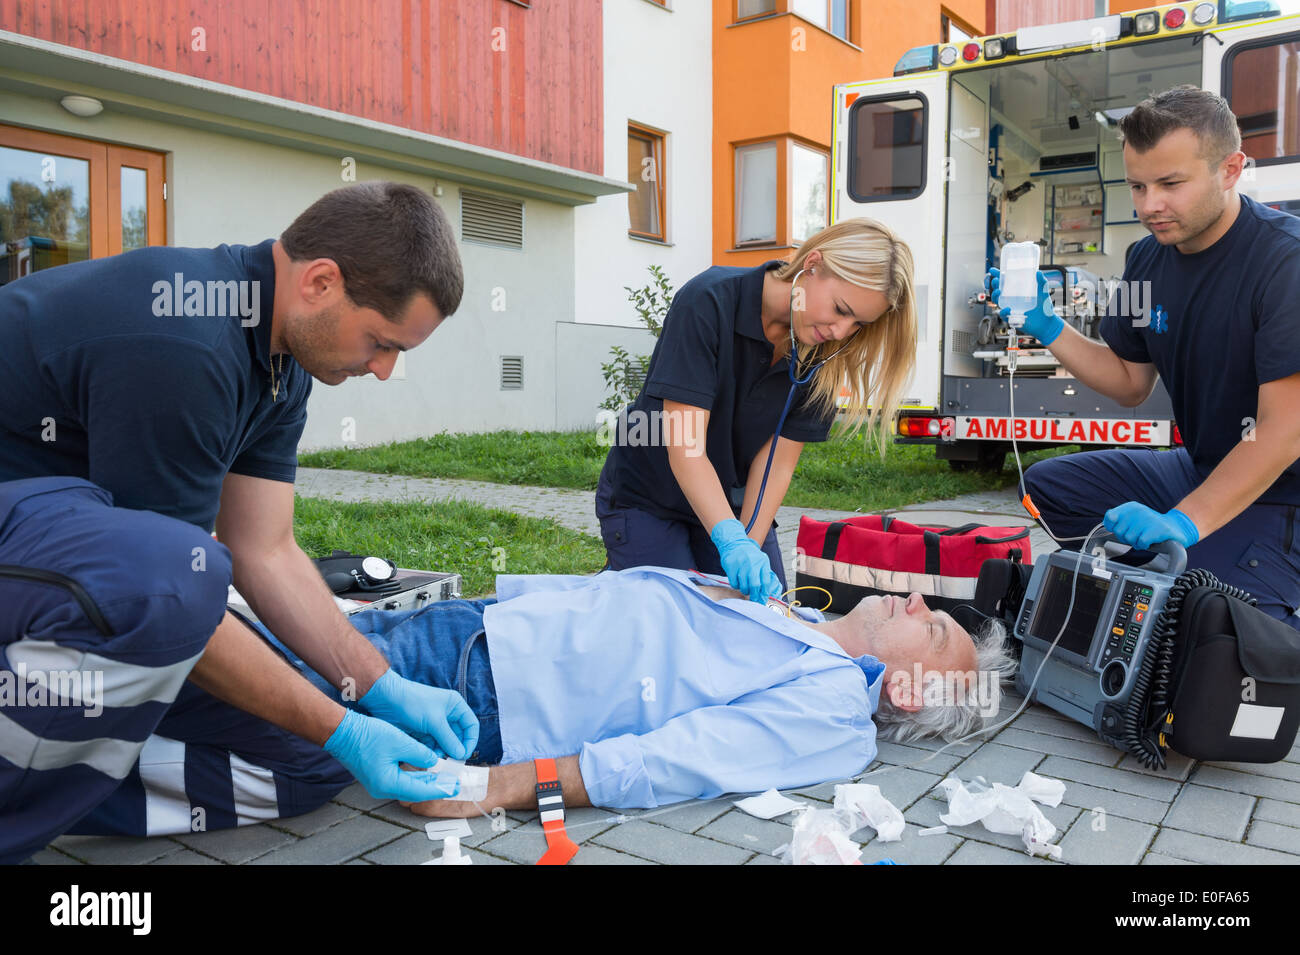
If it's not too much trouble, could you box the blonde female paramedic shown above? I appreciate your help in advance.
[595,219,919,602]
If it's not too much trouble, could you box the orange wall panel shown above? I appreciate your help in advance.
[714,1,989,264]
[0,0,603,175]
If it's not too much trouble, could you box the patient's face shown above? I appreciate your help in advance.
[845,593,976,702]
[696,582,976,686]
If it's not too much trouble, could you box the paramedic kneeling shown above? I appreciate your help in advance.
[993,86,1300,630]
[0,183,476,865]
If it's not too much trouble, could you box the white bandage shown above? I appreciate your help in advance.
[431,758,490,802]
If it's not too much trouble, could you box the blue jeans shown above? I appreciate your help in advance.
[260,599,504,764]
[595,458,788,590]
[1024,447,1300,630]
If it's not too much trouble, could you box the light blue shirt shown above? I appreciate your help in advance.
[483,566,884,809]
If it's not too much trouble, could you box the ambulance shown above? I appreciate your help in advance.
[830,1,1299,469]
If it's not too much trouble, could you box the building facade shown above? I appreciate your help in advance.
[6,0,1187,445]
[0,0,634,447]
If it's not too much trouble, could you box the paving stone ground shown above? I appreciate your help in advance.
[39,470,1300,865]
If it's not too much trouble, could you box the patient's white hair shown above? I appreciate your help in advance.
[873,617,1018,743]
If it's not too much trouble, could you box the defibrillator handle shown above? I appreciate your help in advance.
[1092,530,1187,578]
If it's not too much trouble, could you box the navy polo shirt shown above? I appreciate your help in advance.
[1100,195,1300,506]
[604,260,836,524]
[0,240,311,531]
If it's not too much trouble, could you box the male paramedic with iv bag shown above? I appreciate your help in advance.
[596,220,920,603]
[0,182,478,864]
[988,86,1300,630]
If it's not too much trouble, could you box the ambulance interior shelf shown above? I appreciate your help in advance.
[1045,183,1105,256]
[970,263,1104,377]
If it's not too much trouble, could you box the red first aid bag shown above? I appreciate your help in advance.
[794,514,1031,615]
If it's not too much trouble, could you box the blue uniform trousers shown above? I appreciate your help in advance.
[0,477,349,863]
[1023,448,1300,630]
[595,459,789,590]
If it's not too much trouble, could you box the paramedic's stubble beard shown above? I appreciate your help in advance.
[285,301,350,385]
[1151,174,1232,253]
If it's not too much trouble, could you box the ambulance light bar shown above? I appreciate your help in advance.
[893,44,937,75]
[1219,0,1280,21]
[891,1,1278,76]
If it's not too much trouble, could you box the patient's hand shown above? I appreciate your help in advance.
[397,762,496,818]
[400,763,519,819]
[400,757,591,817]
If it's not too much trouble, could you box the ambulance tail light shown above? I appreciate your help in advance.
[898,414,944,438]
[1164,6,1187,28]
[1172,424,1184,446]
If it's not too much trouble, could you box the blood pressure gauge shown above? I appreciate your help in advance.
[361,556,396,584]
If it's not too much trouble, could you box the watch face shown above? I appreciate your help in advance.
[361,556,394,582]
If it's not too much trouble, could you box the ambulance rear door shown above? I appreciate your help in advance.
[1202,12,1300,209]
[832,73,948,413]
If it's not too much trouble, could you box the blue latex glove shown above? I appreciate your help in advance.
[710,518,783,603]
[985,267,1065,346]
[1104,502,1200,550]
[358,669,479,761]
[323,709,462,802]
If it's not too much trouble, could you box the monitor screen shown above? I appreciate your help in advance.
[1028,563,1112,659]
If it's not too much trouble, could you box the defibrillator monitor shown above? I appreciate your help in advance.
[1014,536,1186,739]
[1025,564,1112,664]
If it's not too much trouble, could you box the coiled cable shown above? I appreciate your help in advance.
[1121,568,1256,769]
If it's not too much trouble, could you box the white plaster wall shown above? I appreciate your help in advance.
[0,89,576,447]
[572,0,713,331]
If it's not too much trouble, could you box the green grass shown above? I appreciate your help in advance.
[783,438,1075,511]
[299,428,1078,512]
[299,431,604,489]
[292,495,606,597]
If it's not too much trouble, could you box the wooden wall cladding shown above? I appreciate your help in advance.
[2,0,603,174]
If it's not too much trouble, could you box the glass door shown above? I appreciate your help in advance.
[0,125,165,287]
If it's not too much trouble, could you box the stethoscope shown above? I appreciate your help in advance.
[743,268,856,534]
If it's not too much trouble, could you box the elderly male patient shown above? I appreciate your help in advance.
[255,565,1013,815]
